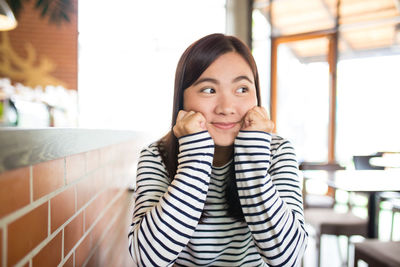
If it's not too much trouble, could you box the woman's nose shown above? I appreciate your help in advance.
[215,95,236,115]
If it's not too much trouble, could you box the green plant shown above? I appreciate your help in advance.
[6,0,74,25]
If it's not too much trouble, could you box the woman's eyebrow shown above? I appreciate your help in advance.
[233,75,253,84]
[193,75,253,86]
[193,77,219,86]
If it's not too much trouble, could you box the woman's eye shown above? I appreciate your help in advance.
[236,87,248,93]
[201,88,215,94]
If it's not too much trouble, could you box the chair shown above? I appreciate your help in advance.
[357,152,400,240]
[305,207,368,267]
[354,239,400,267]
[300,162,345,209]
[300,162,368,267]
[390,200,400,240]
[353,153,385,170]
[352,153,385,207]
[379,193,400,240]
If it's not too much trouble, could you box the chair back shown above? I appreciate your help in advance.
[299,162,345,209]
[353,153,385,170]
[299,162,345,172]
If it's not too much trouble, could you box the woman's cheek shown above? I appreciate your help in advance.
[241,104,257,118]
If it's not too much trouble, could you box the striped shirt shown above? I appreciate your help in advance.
[129,131,308,266]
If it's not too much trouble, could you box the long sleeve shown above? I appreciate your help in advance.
[234,131,308,267]
[128,131,214,267]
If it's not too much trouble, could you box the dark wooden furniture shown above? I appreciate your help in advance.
[354,240,400,267]
[303,169,400,266]
[303,170,400,238]
[305,208,368,267]
[300,162,345,209]
[300,163,367,267]
[353,153,385,170]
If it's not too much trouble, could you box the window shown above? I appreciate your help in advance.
[78,0,226,136]
[336,55,400,164]
[252,0,400,164]
[276,40,330,162]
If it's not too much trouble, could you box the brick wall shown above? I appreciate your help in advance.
[0,140,139,267]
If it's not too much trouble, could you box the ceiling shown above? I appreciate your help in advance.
[254,0,400,62]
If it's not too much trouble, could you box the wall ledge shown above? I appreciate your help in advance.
[0,128,143,173]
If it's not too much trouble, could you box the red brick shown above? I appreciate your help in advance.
[84,192,108,231]
[32,158,64,200]
[107,192,134,267]
[0,167,30,218]
[65,153,86,184]
[95,220,119,267]
[91,193,128,266]
[76,172,100,210]
[51,186,75,233]
[90,208,109,248]
[75,235,92,267]
[95,231,111,266]
[64,212,84,255]
[86,149,100,173]
[112,225,132,267]
[85,247,100,267]
[91,192,131,254]
[62,253,74,267]
[7,202,48,266]
[32,232,62,267]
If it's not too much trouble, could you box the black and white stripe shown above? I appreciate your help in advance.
[235,131,307,267]
[129,130,307,266]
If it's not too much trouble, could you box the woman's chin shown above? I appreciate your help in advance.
[208,128,239,147]
[212,135,236,147]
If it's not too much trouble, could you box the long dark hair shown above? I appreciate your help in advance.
[158,33,262,220]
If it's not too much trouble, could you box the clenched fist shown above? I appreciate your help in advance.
[241,106,274,133]
[173,110,207,138]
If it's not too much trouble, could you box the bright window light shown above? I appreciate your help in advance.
[78,0,226,138]
[336,55,400,164]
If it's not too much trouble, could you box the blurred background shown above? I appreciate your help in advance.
[1,1,400,266]
[1,0,399,165]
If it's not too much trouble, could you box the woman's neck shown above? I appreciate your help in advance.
[213,145,233,167]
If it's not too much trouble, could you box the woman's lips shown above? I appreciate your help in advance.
[212,122,238,130]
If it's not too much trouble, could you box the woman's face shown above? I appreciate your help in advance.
[183,52,258,146]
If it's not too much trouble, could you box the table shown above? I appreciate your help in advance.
[302,169,400,238]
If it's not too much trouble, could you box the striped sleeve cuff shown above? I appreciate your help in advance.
[178,131,214,159]
[235,130,271,146]
[234,131,272,164]
[176,130,214,191]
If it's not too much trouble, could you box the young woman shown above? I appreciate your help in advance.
[129,33,307,267]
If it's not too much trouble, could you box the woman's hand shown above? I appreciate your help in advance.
[241,106,274,133]
[173,110,207,138]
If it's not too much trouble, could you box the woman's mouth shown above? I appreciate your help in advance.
[212,122,238,130]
